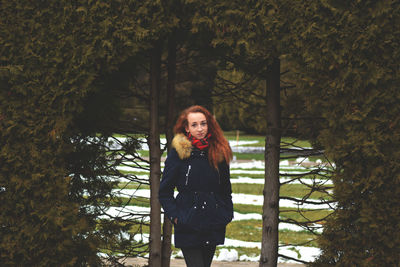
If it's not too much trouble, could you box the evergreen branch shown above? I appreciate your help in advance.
[277,253,309,264]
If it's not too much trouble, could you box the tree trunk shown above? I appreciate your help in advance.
[161,33,176,267]
[260,58,281,267]
[149,41,162,267]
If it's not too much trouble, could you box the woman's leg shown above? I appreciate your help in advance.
[201,245,216,267]
[181,247,205,267]
[181,245,216,267]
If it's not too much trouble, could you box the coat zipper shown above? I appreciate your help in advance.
[185,165,192,185]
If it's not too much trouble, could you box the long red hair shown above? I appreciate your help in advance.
[173,105,232,168]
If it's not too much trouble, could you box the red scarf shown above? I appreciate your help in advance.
[187,133,211,150]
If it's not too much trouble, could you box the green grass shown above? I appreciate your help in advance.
[231,166,321,172]
[224,131,312,148]
[281,137,312,148]
[126,217,320,248]
[279,208,332,223]
[117,182,150,190]
[279,230,319,247]
[118,170,150,176]
[233,152,265,160]
[226,220,319,247]
[231,172,265,179]
[217,246,260,258]
[110,196,150,207]
[109,132,332,251]
[231,183,331,200]
[134,150,168,158]
[233,204,332,222]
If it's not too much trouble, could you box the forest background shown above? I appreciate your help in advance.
[0,0,399,266]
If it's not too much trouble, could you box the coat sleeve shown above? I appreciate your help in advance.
[219,161,232,197]
[158,148,181,223]
[218,161,234,218]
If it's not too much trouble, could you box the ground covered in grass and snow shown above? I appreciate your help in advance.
[105,137,333,263]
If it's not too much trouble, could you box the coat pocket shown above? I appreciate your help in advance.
[213,194,234,227]
[176,192,201,230]
[185,192,233,231]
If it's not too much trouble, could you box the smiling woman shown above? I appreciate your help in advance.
[159,105,234,267]
[186,112,208,140]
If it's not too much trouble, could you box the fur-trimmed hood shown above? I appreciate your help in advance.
[172,133,226,163]
[172,133,192,160]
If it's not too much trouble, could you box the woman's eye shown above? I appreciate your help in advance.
[201,122,207,126]
[191,124,197,127]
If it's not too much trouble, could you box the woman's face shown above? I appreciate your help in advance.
[185,112,208,139]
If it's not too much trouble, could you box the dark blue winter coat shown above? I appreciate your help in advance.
[158,134,234,248]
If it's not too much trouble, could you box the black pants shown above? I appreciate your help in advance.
[181,245,216,267]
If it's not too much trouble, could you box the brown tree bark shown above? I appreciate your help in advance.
[161,33,176,267]
[260,58,281,267]
[149,41,162,267]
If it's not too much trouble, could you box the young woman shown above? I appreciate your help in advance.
[159,105,233,267]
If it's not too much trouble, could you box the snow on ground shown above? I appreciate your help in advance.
[231,168,327,175]
[231,192,332,209]
[230,160,265,169]
[224,238,321,263]
[230,160,331,170]
[279,246,321,263]
[229,140,260,147]
[231,169,265,175]
[231,176,332,185]
[107,138,327,263]
[214,248,239,261]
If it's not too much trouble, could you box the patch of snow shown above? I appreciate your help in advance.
[116,166,150,173]
[100,206,150,221]
[296,157,310,163]
[230,160,326,171]
[231,176,332,185]
[224,238,261,248]
[134,233,149,243]
[232,192,333,210]
[231,169,264,175]
[233,212,261,220]
[229,140,260,147]
[172,250,184,259]
[230,160,265,169]
[239,254,259,262]
[231,147,264,153]
[231,177,265,184]
[232,212,322,232]
[280,160,290,166]
[223,238,321,263]
[214,248,238,261]
[279,246,321,263]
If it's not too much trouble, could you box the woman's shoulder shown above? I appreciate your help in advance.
[172,134,192,160]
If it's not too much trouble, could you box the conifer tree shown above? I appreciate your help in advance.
[289,1,400,265]
[0,1,172,264]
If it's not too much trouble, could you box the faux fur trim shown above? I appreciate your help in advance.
[172,133,192,160]
[172,133,227,163]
